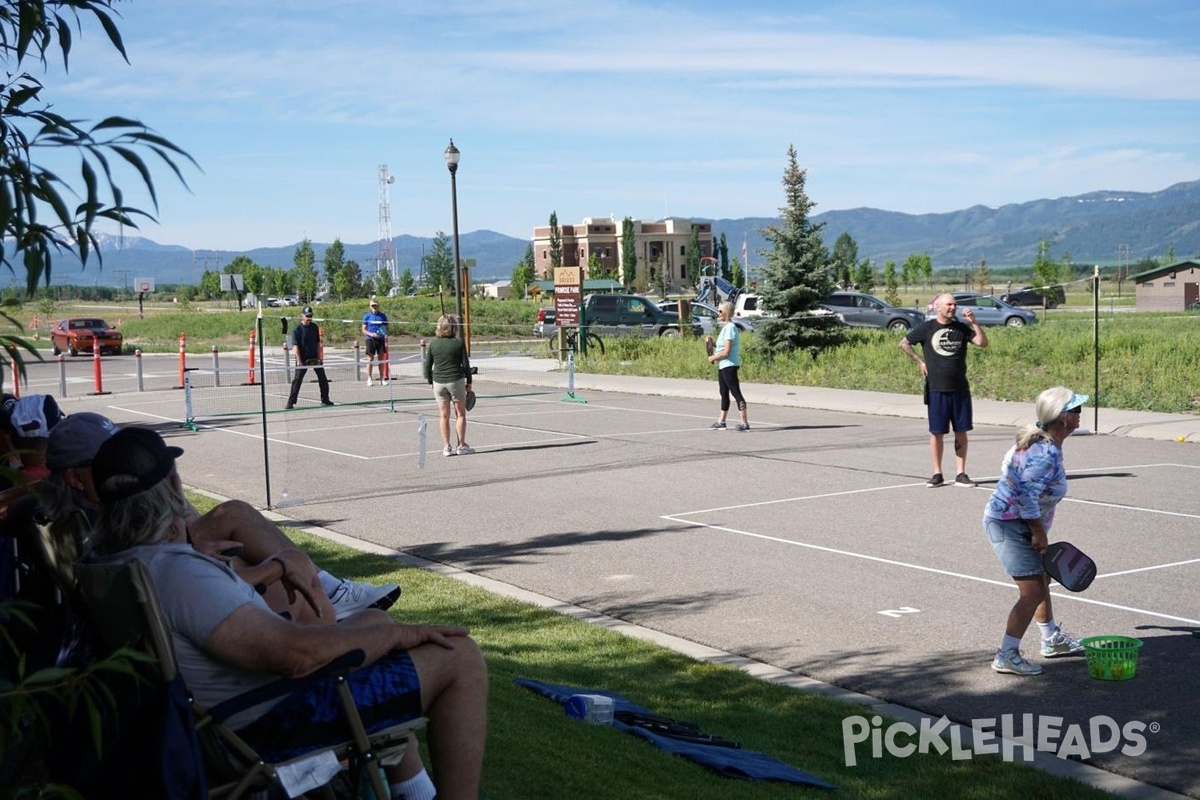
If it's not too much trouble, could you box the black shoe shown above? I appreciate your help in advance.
[954,472,976,487]
[321,400,335,406]
[926,473,945,487]
[285,403,295,410]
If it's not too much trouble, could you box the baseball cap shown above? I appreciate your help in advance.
[1060,392,1089,415]
[47,412,119,471]
[92,427,184,501]
[369,299,379,307]
[3,394,64,439]
[302,306,314,317]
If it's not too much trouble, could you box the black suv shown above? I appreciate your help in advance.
[1000,285,1066,308]
[583,294,701,338]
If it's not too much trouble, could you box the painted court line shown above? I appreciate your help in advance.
[663,516,1200,627]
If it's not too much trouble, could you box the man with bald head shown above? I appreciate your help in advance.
[899,293,988,487]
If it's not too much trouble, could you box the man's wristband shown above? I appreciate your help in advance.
[270,556,288,579]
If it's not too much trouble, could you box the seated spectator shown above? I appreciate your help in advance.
[90,427,487,799]
[1,393,64,487]
[40,412,397,621]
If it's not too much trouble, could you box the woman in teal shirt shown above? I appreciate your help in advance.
[705,302,749,431]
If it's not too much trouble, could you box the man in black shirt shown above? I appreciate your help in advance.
[899,294,988,487]
[285,307,333,409]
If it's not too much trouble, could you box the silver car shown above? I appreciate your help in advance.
[819,292,925,332]
[925,292,1038,328]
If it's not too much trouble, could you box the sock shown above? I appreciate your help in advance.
[1037,620,1058,641]
[317,570,340,596]
[391,768,436,800]
[1001,634,1022,653]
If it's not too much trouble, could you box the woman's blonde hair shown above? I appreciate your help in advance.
[718,301,734,317]
[436,315,459,338]
[1014,386,1075,449]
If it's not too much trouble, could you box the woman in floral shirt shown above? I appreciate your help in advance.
[983,386,1088,676]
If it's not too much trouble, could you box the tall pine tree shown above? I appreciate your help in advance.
[756,146,844,358]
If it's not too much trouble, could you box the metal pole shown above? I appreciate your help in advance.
[450,169,464,329]
[1092,265,1100,433]
[257,312,272,509]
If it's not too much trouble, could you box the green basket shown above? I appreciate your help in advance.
[1080,636,1143,681]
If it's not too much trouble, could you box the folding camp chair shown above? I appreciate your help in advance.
[75,558,426,799]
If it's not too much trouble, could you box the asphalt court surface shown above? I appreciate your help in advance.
[45,361,1200,799]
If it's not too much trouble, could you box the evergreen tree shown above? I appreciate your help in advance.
[374,265,394,299]
[424,231,455,294]
[549,211,562,270]
[685,225,701,286]
[853,258,875,293]
[291,238,318,302]
[620,217,638,287]
[718,232,730,282]
[755,145,844,358]
[512,243,535,298]
[333,259,363,299]
[831,232,858,288]
[323,238,345,287]
[398,267,416,296]
[730,256,745,289]
[883,259,901,306]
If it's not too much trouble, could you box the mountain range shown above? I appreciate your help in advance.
[34,179,1200,287]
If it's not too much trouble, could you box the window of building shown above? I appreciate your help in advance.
[1144,282,1154,287]
[680,245,686,256]
[1164,281,1176,287]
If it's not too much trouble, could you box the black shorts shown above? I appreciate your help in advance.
[365,337,387,357]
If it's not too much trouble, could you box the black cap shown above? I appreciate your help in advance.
[302,306,314,317]
[92,427,184,501]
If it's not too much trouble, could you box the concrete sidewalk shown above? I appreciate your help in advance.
[513,371,1200,443]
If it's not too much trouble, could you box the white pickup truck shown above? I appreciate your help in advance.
[734,294,765,318]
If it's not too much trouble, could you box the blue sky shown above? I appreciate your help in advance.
[42,0,1200,252]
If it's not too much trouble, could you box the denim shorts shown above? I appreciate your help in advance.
[983,516,1043,578]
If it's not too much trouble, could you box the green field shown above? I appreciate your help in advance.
[6,297,1199,414]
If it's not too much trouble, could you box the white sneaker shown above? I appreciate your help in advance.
[992,648,1043,676]
[442,445,455,457]
[367,377,374,387]
[456,444,475,456]
[327,579,401,621]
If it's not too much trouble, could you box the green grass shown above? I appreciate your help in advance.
[575,313,1200,414]
[6,299,1199,413]
[183,494,1118,800]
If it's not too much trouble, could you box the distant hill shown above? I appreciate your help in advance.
[26,179,1200,287]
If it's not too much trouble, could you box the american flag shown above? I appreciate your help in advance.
[741,239,747,265]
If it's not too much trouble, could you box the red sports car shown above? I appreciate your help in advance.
[50,318,124,356]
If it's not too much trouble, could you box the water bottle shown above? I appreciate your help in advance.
[565,694,614,725]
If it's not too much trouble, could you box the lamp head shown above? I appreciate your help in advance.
[444,138,461,174]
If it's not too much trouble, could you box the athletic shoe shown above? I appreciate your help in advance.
[1041,626,1085,658]
[992,649,1043,676]
[709,421,727,430]
[367,377,374,387]
[735,423,750,432]
[926,473,944,487]
[442,446,455,457]
[321,400,335,406]
[954,472,976,487]
[456,444,475,455]
[328,579,402,622]
[285,403,295,410]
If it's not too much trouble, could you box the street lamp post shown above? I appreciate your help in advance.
[444,139,464,333]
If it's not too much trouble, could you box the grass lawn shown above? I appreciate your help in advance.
[187,490,1120,800]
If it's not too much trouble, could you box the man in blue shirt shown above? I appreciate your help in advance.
[361,299,389,386]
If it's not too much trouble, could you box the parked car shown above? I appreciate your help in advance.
[688,301,755,335]
[819,292,925,332]
[925,292,1038,328]
[1000,285,1066,308]
[533,307,557,337]
[583,294,702,338]
[50,318,124,356]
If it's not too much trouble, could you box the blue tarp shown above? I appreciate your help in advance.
[515,678,836,789]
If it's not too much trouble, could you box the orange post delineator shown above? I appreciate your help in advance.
[6,346,19,397]
[178,332,187,389]
[92,345,104,394]
[318,325,325,363]
[381,336,391,381]
[247,329,258,385]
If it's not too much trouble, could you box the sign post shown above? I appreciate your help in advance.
[553,266,582,357]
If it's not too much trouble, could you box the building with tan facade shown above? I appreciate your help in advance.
[530,216,713,291]
[1132,260,1200,310]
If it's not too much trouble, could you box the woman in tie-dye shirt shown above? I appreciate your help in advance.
[982,386,1089,677]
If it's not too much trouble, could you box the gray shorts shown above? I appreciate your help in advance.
[433,378,467,403]
[983,516,1043,578]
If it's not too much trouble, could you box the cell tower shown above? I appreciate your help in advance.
[377,164,396,284]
